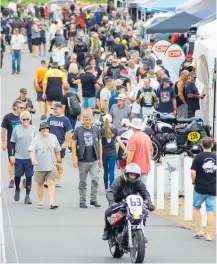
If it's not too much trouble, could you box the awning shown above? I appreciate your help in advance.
[146,12,201,34]
[183,0,216,19]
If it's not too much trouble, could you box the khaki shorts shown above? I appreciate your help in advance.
[34,171,57,184]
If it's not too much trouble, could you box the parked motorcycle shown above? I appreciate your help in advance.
[107,195,149,263]
[144,112,210,161]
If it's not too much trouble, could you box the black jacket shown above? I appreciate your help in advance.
[107,175,151,205]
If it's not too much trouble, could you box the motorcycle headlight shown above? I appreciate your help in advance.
[132,215,141,220]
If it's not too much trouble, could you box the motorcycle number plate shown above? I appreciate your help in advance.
[126,195,143,216]
[188,132,201,142]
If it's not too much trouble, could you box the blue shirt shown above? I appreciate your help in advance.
[47,115,72,145]
[109,91,119,111]
[156,87,176,113]
[94,12,104,24]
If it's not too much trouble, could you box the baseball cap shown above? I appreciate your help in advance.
[51,102,63,109]
[103,114,112,122]
[115,94,127,100]
[20,88,28,94]
[162,77,171,84]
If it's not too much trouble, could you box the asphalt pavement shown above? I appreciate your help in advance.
[1,45,216,263]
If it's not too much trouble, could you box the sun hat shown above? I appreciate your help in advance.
[39,121,50,131]
[115,94,127,100]
[130,118,144,130]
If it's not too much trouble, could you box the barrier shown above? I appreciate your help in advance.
[184,157,193,220]
[147,160,155,203]
[157,166,165,209]
[170,171,179,216]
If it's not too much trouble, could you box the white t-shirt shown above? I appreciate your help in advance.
[49,24,56,40]
[52,48,65,67]
[100,88,111,109]
[129,88,141,114]
[11,34,25,50]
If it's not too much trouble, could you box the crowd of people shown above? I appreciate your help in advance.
[1,0,216,241]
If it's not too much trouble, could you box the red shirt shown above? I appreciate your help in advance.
[127,131,153,174]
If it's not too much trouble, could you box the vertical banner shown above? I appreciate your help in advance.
[164,44,185,83]
[151,40,171,61]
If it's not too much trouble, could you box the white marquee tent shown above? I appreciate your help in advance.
[193,19,217,133]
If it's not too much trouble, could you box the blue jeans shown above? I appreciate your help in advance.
[12,50,21,71]
[69,118,77,132]
[103,155,116,190]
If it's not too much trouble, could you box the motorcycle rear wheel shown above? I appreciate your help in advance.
[151,137,161,161]
[109,240,124,259]
[130,230,146,263]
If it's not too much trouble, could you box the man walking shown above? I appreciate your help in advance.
[10,111,37,204]
[72,112,102,208]
[29,120,61,209]
[42,61,67,115]
[100,79,114,113]
[110,94,131,130]
[10,28,24,74]
[191,137,216,241]
[47,103,72,187]
[127,118,153,184]
[1,100,26,188]
[34,60,48,116]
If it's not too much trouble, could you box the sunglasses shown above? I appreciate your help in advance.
[18,107,26,110]
[22,118,30,121]
[41,127,49,130]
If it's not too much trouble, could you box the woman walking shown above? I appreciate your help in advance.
[100,114,126,191]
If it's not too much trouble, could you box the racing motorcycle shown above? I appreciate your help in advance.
[144,112,210,161]
[107,195,149,263]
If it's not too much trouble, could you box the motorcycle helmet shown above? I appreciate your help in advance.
[124,163,141,183]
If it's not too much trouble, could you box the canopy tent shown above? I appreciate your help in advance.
[139,0,184,13]
[193,19,217,129]
[146,12,201,34]
[179,0,216,19]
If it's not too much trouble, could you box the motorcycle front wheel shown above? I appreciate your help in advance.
[109,240,124,259]
[130,230,146,263]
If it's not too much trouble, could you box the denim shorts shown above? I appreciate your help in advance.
[82,97,96,109]
[193,190,216,212]
[15,159,34,177]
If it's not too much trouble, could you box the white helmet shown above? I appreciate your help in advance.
[124,163,141,183]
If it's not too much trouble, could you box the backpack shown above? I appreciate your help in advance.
[67,94,81,117]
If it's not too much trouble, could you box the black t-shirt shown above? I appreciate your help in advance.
[74,44,88,66]
[107,65,125,79]
[191,152,216,196]
[80,72,97,97]
[61,92,80,120]
[1,113,21,142]
[186,81,200,111]
[40,7,45,17]
[114,44,126,58]
[73,127,100,162]
[100,127,118,158]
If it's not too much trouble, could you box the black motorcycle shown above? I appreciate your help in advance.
[144,112,210,161]
[107,195,149,263]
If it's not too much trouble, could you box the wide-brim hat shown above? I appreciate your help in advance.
[115,94,127,100]
[130,118,144,130]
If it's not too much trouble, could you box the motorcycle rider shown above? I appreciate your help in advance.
[102,163,155,240]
